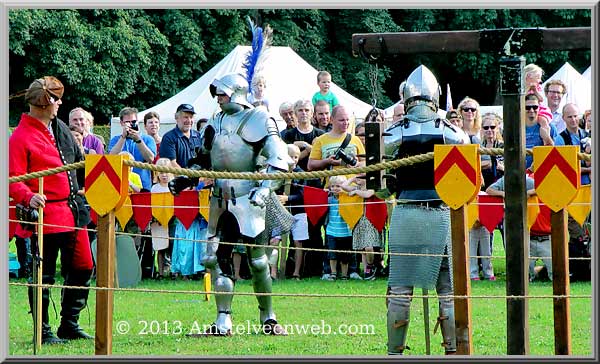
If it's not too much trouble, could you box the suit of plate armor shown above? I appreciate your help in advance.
[171,73,291,335]
[384,65,470,354]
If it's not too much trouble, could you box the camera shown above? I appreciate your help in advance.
[130,120,139,132]
[334,149,357,167]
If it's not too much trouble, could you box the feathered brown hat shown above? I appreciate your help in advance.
[24,76,64,107]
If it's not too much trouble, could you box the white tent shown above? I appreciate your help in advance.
[582,66,591,80]
[111,46,372,138]
[542,62,592,112]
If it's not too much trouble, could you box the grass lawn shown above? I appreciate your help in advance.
[7,231,593,357]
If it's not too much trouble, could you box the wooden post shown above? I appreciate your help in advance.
[550,209,572,354]
[500,56,530,355]
[95,211,116,355]
[33,177,44,353]
[450,206,473,355]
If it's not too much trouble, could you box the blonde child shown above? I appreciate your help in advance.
[312,71,339,113]
[270,144,309,280]
[342,174,382,280]
[324,175,352,281]
[248,74,270,110]
[150,158,173,278]
[119,151,142,193]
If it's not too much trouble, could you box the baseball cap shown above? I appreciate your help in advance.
[446,109,461,120]
[176,104,196,114]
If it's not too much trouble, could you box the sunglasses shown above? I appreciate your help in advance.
[482,125,496,130]
[525,105,539,111]
[462,107,477,113]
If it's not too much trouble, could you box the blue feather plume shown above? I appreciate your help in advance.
[243,17,264,89]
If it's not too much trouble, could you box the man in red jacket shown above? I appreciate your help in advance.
[9,76,94,344]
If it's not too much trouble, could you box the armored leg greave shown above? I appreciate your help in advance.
[204,237,234,334]
[387,285,413,355]
[247,245,275,323]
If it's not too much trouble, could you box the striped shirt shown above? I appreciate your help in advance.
[325,195,352,237]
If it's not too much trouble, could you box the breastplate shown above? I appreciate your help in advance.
[210,115,256,172]
[394,121,444,192]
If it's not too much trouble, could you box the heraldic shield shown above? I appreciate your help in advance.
[434,144,481,210]
[533,146,580,212]
[85,155,130,216]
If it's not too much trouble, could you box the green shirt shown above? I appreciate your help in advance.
[312,91,339,112]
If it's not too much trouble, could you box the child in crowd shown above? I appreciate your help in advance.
[271,144,309,280]
[324,175,352,281]
[119,151,142,193]
[171,179,208,281]
[342,174,382,280]
[312,71,339,113]
[248,74,270,110]
[69,125,96,156]
[524,63,554,127]
[150,158,173,279]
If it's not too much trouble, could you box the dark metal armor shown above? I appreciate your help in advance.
[384,65,468,355]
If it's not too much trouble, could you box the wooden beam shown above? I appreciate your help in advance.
[450,206,473,355]
[550,209,572,355]
[95,212,116,355]
[351,27,591,56]
[542,27,592,50]
[352,30,480,55]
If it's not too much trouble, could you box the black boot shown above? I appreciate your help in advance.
[28,278,67,345]
[57,270,93,340]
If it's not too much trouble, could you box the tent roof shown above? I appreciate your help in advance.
[582,66,591,80]
[111,46,372,138]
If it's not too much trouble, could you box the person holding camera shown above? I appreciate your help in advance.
[307,105,365,177]
[108,107,156,191]
[308,105,365,281]
[10,76,94,344]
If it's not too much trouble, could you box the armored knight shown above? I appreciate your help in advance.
[384,65,469,355]
[169,73,292,336]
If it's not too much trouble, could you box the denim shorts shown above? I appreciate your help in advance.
[326,235,352,263]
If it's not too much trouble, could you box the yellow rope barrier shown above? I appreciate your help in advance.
[8,282,592,300]
[8,147,592,184]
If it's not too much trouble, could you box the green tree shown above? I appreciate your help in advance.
[9,9,591,126]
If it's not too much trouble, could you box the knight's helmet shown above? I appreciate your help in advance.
[210,73,253,109]
[403,65,441,112]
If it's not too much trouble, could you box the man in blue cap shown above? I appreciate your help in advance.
[160,104,203,168]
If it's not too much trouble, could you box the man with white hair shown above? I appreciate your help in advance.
[281,99,324,172]
[278,101,297,131]
[391,102,405,124]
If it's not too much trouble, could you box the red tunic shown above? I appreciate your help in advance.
[9,113,75,234]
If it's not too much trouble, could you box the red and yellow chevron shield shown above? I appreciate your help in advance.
[434,144,481,209]
[85,155,130,216]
